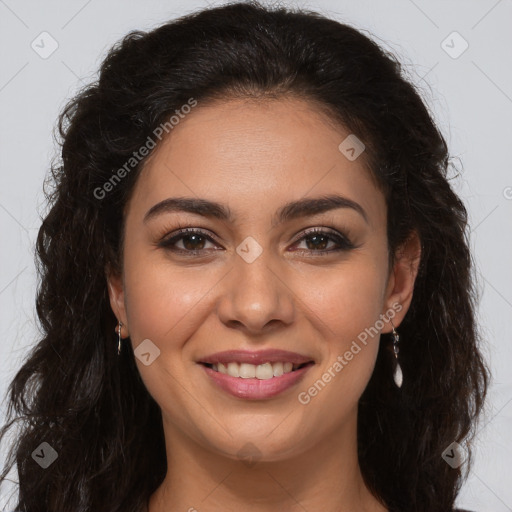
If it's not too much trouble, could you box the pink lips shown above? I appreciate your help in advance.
[198,349,315,400]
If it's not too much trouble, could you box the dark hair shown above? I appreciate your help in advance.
[0,2,489,511]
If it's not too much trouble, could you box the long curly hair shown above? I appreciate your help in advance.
[0,2,489,511]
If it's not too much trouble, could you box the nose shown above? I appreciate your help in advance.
[216,248,296,335]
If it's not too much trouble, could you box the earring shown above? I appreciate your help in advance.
[117,321,123,355]
[390,320,403,388]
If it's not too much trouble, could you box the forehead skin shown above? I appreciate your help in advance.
[126,96,386,245]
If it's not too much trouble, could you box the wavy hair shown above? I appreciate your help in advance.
[0,2,489,511]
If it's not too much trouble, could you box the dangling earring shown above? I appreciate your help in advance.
[116,321,123,355]
[390,320,403,388]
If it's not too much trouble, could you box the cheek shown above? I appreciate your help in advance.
[305,258,387,343]
[122,245,218,346]
[121,257,216,421]
[296,259,387,404]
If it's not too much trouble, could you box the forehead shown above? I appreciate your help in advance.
[128,97,385,227]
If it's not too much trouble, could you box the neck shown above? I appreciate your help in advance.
[149,410,388,512]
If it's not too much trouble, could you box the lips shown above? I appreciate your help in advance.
[198,349,315,399]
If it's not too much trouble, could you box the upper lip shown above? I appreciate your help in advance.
[198,349,314,366]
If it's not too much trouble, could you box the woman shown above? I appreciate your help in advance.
[0,2,489,511]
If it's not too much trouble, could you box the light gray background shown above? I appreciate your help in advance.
[1,0,511,510]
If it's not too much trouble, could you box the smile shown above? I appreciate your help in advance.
[203,361,311,379]
[198,349,315,399]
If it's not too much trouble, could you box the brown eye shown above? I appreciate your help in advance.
[304,233,332,251]
[292,228,355,255]
[158,228,218,254]
[179,233,207,250]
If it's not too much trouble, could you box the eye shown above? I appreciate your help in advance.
[157,226,355,257]
[158,228,218,254]
[291,227,355,255]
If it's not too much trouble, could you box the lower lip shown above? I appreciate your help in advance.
[201,364,314,400]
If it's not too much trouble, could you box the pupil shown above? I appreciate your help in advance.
[307,235,327,251]
[184,234,204,250]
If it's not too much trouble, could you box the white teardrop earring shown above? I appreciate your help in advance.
[390,321,403,388]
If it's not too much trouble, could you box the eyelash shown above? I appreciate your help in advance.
[157,227,356,257]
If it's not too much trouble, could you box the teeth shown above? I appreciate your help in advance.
[227,362,239,377]
[209,361,305,379]
[256,363,273,379]
[239,363,256,378]
[272,362,284,377]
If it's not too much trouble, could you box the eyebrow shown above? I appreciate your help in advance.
[143,194,369,226]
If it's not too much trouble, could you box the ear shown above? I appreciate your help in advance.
[106,265,129,336]
[380,230,421,333]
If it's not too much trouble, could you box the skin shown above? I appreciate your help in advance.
[107,96,421,512]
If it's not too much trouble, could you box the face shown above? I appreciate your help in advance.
[108,96,419,462]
